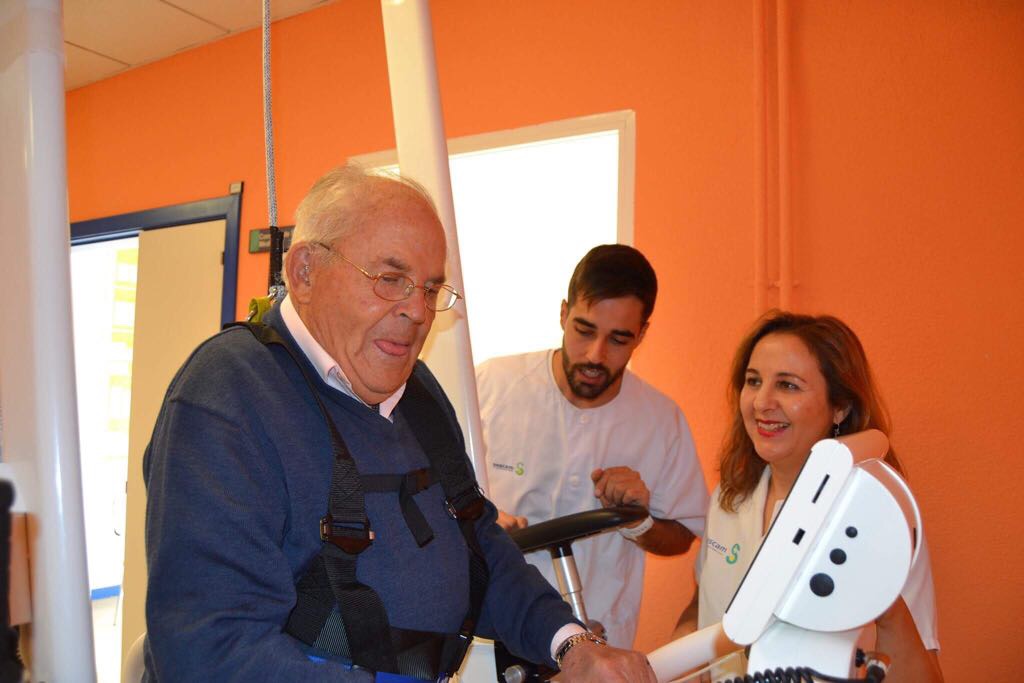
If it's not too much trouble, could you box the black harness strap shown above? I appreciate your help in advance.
[228,322,395,669]
[231,322,373,550]
[400,377,490,672]
[362,469,435,547]
[229,321,489,678]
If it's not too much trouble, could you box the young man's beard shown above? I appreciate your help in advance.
[561,347,624,400]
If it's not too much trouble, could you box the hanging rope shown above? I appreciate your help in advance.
[263,0,285,300]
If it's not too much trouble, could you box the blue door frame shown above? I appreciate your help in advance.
[70,191,243,325]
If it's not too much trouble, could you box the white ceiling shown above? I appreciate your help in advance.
[63,0,336,90]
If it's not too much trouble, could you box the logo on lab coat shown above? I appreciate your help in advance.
[707,538,741,564]
[492,461,526,476]
[726,543,740,564]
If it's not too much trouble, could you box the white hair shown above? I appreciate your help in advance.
[284,163,438,287]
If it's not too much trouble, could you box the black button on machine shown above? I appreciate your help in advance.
[810,573,835,597]
[830,548,847,564]
[845,526,858,538]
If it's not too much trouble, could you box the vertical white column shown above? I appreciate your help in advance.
[380,0,489,493]
[0,1,97,680]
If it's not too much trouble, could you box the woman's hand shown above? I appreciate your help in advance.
[875,597,944,682]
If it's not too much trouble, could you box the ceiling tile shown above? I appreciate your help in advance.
[165,0,334,34]
[65,42,129,90]
[63,0,228,66]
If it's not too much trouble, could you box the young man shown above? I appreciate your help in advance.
[477,244,709,648]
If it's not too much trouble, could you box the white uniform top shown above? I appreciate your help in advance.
[477,350,709,647]
[697,467,939,676]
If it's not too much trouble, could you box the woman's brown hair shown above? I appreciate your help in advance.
[718,310,903,512]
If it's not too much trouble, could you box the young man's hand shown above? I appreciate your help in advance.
[496,509,529,531]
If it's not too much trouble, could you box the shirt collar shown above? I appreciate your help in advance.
[280,295,404,419]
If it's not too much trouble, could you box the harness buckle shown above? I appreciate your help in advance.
[319,514,375,554]
[445,485,485,521]
[407,467,432,492]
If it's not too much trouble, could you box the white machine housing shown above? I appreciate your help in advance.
[649,434,923,681]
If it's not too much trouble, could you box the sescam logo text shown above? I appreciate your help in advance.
[707,538,740,564]
[492,462,526,476]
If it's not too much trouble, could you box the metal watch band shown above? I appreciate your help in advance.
[554,631,607,668]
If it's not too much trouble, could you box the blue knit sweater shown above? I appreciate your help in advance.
[142,306,574,681]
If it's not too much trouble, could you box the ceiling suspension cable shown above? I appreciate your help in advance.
[263,0,285,301]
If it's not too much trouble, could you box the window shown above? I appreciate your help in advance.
[354,111,635,364]
[70,237,138,598]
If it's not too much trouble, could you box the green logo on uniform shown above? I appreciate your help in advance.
[726,543,740,564]
[515,462,525,476]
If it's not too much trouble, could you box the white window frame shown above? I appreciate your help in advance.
[351,110,636,245]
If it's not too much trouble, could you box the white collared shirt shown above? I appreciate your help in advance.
[478,349,708,648]
[280,295,404,419]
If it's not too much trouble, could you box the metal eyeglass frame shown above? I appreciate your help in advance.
[312,241,462,312]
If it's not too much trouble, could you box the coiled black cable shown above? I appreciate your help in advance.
[719,669,814,683]
[718,665,886,683]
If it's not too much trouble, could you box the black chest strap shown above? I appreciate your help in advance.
[400,375,490,659]
[361,468,435,547]
[228,321,488,678]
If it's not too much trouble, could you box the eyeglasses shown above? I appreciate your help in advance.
[313,242,462,312]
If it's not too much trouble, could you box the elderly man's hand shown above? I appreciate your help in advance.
[591,466,651,510]
[558,641,657,682]
[496,509,529,531]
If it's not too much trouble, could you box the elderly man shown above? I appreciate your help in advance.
[142,166,655,682]
[477,244,709,648]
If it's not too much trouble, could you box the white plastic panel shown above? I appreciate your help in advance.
[723,439,853,644]
[777,469,911,632]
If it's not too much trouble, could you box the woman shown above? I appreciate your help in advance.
[685,311,942,681]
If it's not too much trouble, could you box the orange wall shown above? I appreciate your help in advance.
[65,1,1024,678]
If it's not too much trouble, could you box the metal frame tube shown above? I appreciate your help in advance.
[550,546,589,625]
[0,0,96,679]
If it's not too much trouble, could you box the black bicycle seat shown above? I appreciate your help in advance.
[509,505,648,554]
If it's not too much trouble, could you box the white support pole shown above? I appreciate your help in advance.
[380,0,489,494]
[0,0,97,680]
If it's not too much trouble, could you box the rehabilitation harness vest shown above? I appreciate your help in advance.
[232,322,489,680]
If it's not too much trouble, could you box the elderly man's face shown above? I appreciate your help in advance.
[304,186,447,405]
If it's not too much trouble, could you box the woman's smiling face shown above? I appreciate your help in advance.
[740,332,847,468]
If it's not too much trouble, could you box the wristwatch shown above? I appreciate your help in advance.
[554,631,607,668]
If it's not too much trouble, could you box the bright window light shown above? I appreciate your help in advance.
[380,129,621,364]
[70,237,138,593]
